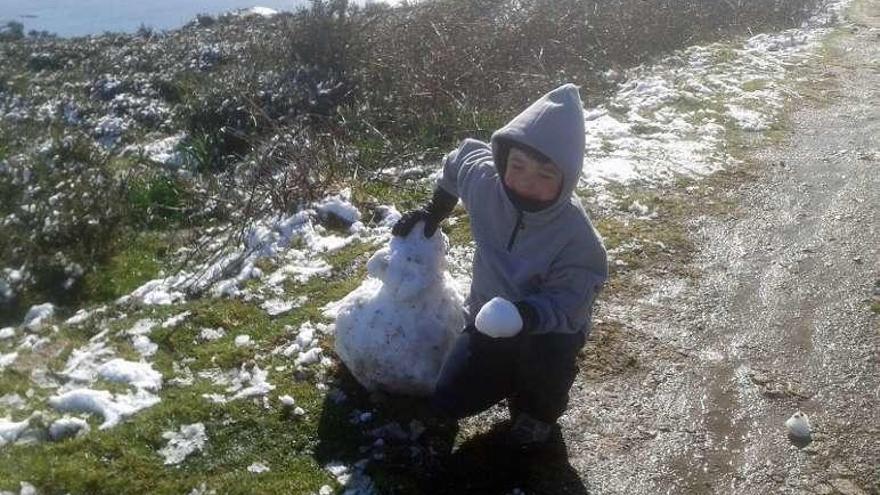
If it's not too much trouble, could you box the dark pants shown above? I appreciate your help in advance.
[432,327,585,424]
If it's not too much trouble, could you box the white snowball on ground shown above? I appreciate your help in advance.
[475,297,523,338]
[785,411,811,438]
[0,327,15,340]
[279,395,296,407]
[333,222,464,395]
[234,335,252,347]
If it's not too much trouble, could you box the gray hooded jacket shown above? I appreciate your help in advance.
[437,84,608,336]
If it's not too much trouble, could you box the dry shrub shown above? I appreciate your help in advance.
[320,0,821,143]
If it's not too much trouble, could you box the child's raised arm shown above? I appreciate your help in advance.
[437,138,498,209]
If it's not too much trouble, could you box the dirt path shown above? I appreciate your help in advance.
[565,1,880,493]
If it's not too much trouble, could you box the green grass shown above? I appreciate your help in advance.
[0,229,436,493]
[713,46,739,64]
[442,211,472,248]
[0,240,384,493]
[80,232,169,303]
[351,179,430,218]
[0,382,337,494]
[741,79,770,92]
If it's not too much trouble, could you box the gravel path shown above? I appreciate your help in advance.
[565,1,880,494]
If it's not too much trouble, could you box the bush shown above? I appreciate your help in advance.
[126,171,191,228]
[0,21,24,42]
[0,133,130,322]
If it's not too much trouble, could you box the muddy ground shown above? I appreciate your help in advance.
[434,1,879,494]
[565,1,880,494]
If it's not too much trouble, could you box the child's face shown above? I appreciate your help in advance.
[503,148,563,203]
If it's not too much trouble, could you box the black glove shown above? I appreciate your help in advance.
[392,187,457,238]
[513,301,539,334]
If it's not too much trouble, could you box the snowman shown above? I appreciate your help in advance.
[333,222,464,396]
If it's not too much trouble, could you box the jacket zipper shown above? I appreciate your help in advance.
[506,210,524,252]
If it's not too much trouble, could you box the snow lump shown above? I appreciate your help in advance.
[475,297,523,338]
[333,223,464,395]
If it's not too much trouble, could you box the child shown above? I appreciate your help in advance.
[393,84,608,446]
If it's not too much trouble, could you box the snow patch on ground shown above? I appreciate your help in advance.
[48,416,90,441]
[261,296,306,316]
[198,327,226,342]
[316,189,362,226]
[23,303,54,331]
[123,194,379,305]
[324,460,377,494]
[201,365,275,403]
[65,306,107,326]
[0,352,18,371]
[247,462,270,474]
[127,319,159,357]
[579,6,844,195]
[49,388,161,429]
[140,133,187,167]
[97,359,163,392]
[159,423,207,465]
[60,332,116,384]
[233,335,251,348]
[0,414,37,446]
[161,311,192,329]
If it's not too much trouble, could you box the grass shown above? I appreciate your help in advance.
[80,232,170,304]
[0,242,381,493]
[0,382,337,494]
[0,227,467,492]
[442,211,473,248]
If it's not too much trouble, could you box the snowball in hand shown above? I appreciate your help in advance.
[332,221,464,395]
[475,297,523,338]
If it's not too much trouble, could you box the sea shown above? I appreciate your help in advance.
[0,0,309,38]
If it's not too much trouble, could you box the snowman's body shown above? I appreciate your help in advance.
[333,224,464,395]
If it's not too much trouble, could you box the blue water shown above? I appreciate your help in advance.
[0,0,308,38]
